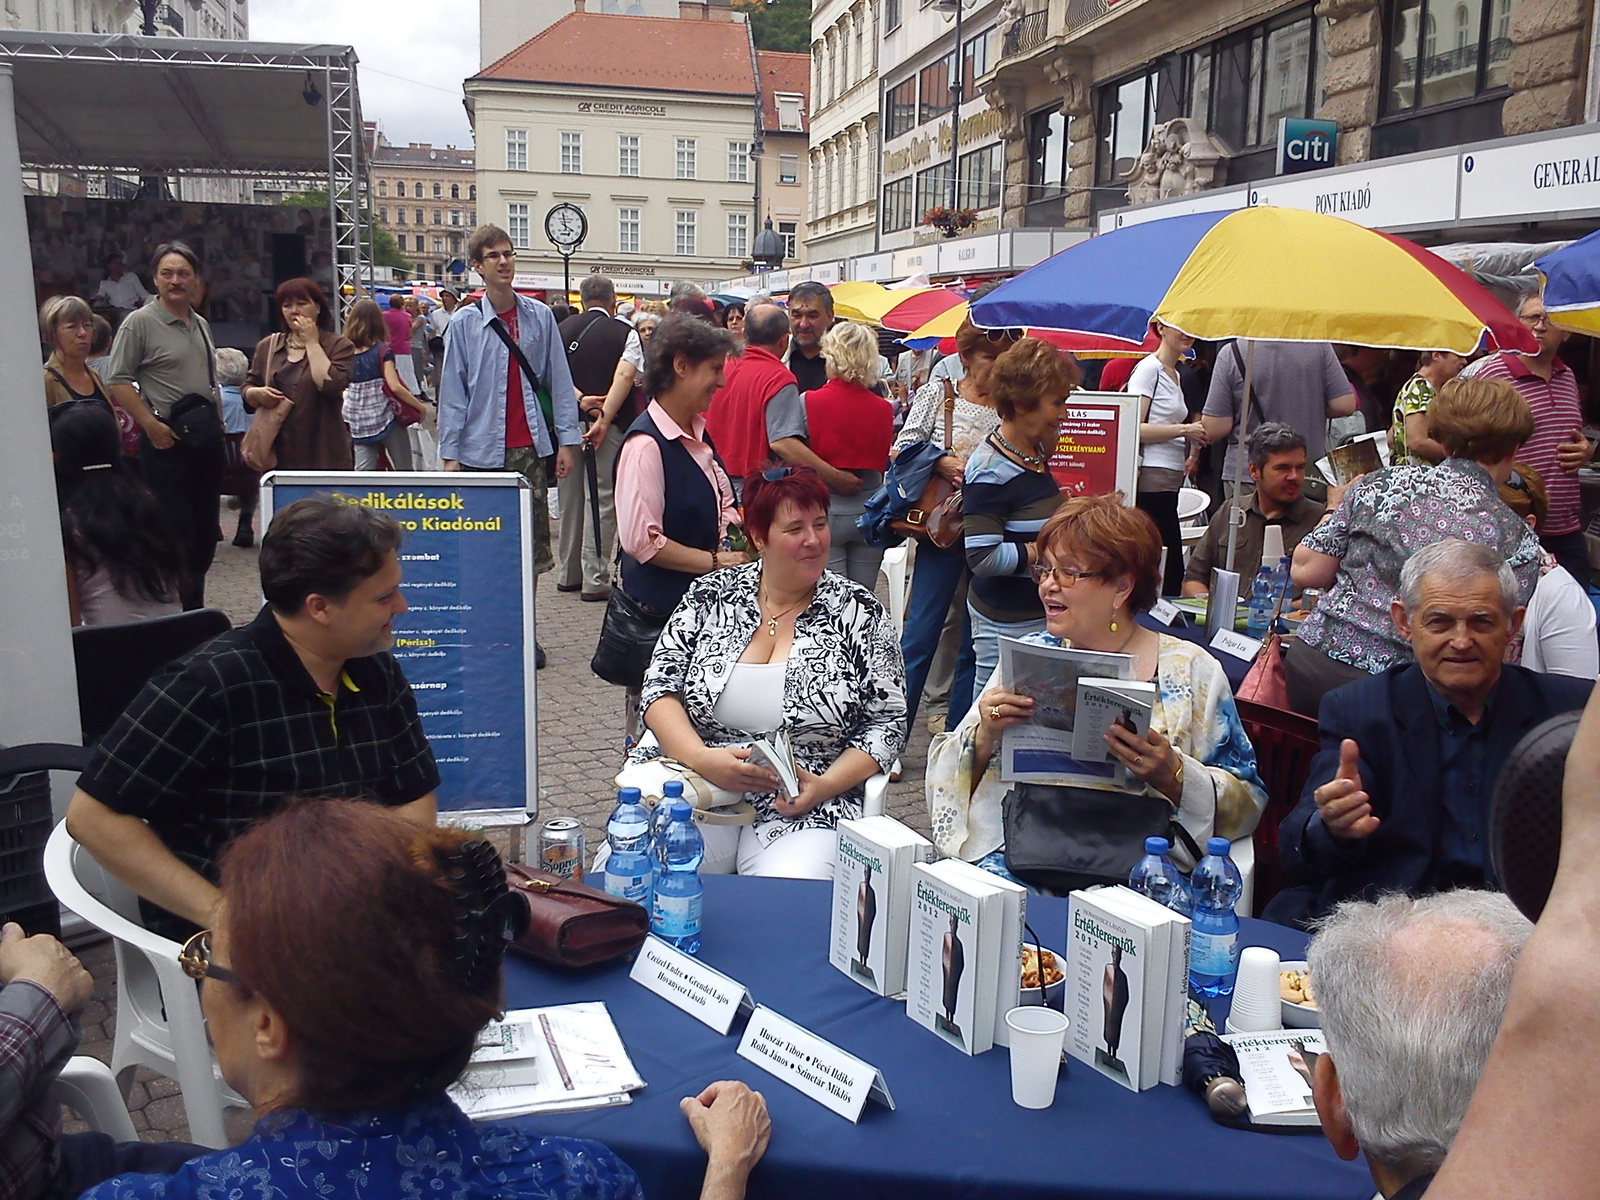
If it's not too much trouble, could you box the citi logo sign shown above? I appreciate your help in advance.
[1277,118,1339,176]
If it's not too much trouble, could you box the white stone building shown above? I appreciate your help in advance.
[806,0,881,262]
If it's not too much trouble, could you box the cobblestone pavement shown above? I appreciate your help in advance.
[72,506,938,1145]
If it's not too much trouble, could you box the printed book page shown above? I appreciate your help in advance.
[451,1002,645,1118]
[998,637,1134,786]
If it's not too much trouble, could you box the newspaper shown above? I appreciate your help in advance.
[450,1002,645,1118]
[997,637,1134,786]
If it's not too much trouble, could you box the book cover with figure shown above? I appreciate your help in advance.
[905,861,1003,1055]
[829,816,933,997]
[1065,889,1165,1090]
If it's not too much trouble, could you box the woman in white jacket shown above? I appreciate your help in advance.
[1499,463,1598,679]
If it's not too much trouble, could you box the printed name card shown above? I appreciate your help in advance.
[629,937,753,1035]
[1210,628,1264,662]
[1148,598,1181,626]
[736,1005,894,1122]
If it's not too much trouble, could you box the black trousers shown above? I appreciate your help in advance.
[139,430,222,610]
[1136,489,1185,598]
[45,1132,208,1199]
[1542,528,1591,590]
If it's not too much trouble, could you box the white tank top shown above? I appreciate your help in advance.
[711,661,786,732]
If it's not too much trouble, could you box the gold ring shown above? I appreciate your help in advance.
[1135,755,1144,766]
[991,705,1002,720]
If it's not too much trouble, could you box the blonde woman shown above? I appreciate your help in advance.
[791,321,897,587]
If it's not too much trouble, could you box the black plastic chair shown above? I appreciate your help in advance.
[72,608,231,744]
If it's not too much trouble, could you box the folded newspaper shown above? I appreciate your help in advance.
[450,1002,645,1118]
[997,637,1135,787]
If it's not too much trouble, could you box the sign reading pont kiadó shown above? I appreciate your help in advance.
[259,472,537,825]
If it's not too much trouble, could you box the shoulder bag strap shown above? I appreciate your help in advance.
[1228,340,1251,411]
[195,317,218,398]
[941,378,955,451]
[565,310,607,356]
[487,312,556,449]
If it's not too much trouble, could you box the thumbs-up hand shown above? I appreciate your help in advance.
[1314,739,1380,845]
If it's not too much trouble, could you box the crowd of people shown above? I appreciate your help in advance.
[20,221,1600,1199]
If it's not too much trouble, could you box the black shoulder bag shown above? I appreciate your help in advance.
[1002,783,1204,894]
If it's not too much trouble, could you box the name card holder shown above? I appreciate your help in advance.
[1148,598,1181,626]
[1210,628,1264,662]
[736,1005,894,1123]
[629,937,754,1036]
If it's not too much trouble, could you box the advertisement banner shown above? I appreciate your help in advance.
[260,472,536,825]
[1048,393,1141,502]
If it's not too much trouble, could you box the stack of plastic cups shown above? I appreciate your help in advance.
[1225,947,1284,1034]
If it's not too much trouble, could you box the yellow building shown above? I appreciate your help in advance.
[369,129,477,283]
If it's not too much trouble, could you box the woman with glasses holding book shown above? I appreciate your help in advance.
[85,799,770,1200]
[626,467,906,879]
[927,495,1265,879]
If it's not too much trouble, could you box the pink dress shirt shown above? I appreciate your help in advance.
[616,400,740,563]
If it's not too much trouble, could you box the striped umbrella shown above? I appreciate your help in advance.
[1536,230,1600,335]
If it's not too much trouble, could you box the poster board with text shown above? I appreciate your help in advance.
[1048,392,1140,503]
[260,472,536,825]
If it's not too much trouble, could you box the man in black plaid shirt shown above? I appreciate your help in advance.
[67,498,440,942]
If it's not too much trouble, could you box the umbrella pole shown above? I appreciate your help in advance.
[1223,340,1256,574]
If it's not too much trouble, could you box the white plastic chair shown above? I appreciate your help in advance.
[863,772,889,817]
[43,822,248,1148]
[1177,487,1210,526]
[878,541,914,634]
[52,1055,138,1142]
[1230,834,1256,918]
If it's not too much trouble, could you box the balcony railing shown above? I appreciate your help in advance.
[1002,9,1050,58]
[1065,0,1128,35]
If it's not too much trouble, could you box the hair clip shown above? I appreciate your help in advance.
[442,839,528,993]
[81,462,114,471]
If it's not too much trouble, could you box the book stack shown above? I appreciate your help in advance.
[905,860,1007,1055]
[829,815,935,997]
[1220,1030,1328,1126]
[1071,679,1158,790]
[1064,886,1191,1091]
[937,859,1027,1047]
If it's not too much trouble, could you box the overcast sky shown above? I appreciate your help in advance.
[251,0,478,150]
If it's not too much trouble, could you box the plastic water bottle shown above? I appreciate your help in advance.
[1245,566,1274,638]
[1189,837,1245,999]
[602,787,654,911]
[651,801,704,954]
[1272,555,1292,613]
[1127,836,1192,915]
[651,780,685,867]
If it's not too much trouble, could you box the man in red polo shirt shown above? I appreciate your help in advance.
[1473,290,1594,586]
[705,302,799,496]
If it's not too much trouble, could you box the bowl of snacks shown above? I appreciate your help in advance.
[1279,960,1320,1028]
[1021,943,1066,1009]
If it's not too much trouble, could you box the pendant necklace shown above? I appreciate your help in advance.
[759,586,812,636]
[992,430,1046,469]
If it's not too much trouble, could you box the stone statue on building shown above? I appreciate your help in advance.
[996,0,1024,48]
[1121,117,1228,205]
[983,83,1025,141]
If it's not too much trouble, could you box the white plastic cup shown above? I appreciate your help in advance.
[1004,1006,1070,1108]
[1228,946,1283,1033]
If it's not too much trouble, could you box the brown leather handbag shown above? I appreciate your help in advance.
[889,379,964,549]
[504,863,650,968]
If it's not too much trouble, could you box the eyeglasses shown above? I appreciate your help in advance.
[178,929,238,985]
[478,249,516,263]
[1518,312,1552,328]
[1029,563,1101,588]
[978,328,1024,345]
[1505,470,1530,492]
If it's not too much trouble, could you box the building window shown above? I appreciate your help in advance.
[397,180,407,197]
[378,206,389,222]
[676,138,697,179]
[881,176,914,232]
[561,131,583,174]
[451,210,461,226]
[506,128,528,171]
[619,134,640,176]
[727,212,749,258]
[919,53,953,124]
[450,234,463,254]
[849,138,861,207]
[415,182,424,197]
[415,263,424,277]
[378,179,388,196]
[470,210,477,224]
[779,154,799,184]
[777,220,797,259]
[1384,0,1511,114]
[414,235,425,252]
[1027,108,1067,200]
[451,183,460,199]
[675,210,697,255]
[884,0,900,32]
[777,94,804,132]
[415,208,424,224]
[470,185,477,200]
[507,202,530,248]
[885,76,917,140]
[433,182,442,198]
[433,209,442,224]
[433,236,444,253]
[957,142,1003,210]
[618,207,641,254]
[915,163,951,215]
[728,141,751,182]
[397,208,407,224]
[960,27,996,102]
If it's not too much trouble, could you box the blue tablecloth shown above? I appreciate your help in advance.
[505,875,1372,1200]
[1138,610,1255,688]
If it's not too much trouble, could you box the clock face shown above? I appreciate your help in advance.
[546,204,587,249]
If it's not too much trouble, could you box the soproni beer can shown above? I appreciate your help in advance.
[538,818,585,883]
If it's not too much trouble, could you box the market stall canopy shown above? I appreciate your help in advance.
[972,207,1536,356]
[1536,230,1600,336]
[0,31,359,176]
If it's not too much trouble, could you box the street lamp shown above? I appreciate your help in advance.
[752,216,786,272]
[937,0,967,212]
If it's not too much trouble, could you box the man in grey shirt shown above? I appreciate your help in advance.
[105,241,223,609]
[1201,339,1356,483]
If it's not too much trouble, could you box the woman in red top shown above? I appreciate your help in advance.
[802,321,896,587]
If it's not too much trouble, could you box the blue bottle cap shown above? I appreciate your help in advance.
[619,787,642,803]
[1144,836,1170,854]
[670,800,692,820]
[1206,836,1231,855]
[662,779,684,797]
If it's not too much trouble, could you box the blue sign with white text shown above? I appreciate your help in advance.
[262,473,534,819]
[1277,118,1338,176]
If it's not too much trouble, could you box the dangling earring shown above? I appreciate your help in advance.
[1109,619,1119,634]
